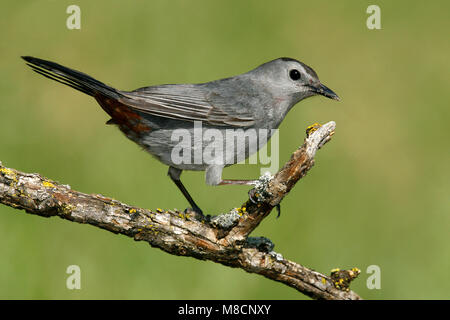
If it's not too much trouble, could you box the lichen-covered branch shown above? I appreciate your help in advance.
[0,121,361,300]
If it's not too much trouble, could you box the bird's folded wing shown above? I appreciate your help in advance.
[119,84,255,127]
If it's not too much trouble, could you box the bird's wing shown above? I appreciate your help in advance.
[119,84,256,127]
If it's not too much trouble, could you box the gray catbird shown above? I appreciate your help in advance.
[22,56,339,214]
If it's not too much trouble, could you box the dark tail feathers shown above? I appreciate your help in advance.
[22,56,122,99]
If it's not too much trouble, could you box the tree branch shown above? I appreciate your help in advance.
[0,121,361,300]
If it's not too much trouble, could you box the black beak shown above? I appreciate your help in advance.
[311,83,340,101]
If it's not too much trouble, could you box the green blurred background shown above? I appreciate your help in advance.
[0,0,448,299]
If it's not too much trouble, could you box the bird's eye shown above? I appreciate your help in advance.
[289,69,301,81]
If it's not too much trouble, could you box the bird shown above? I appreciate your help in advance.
[22,56,339,214]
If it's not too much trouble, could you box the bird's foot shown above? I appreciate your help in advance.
[248,188,259,204]
[249,172,274,203]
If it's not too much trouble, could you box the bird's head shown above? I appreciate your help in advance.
[251,57,340,106]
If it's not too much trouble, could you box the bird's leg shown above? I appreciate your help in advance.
[218,179,257,186]
[168,166,203,215]
[205,165,257,186]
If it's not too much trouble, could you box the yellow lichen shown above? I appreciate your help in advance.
[306,123,322,137]
[129,208,137,214]
[42,181,55,188]
[0,167,14,175]
[0,167,18,183]
[58,203,75,215]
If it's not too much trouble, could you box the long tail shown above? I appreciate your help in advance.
[22,56,122,99]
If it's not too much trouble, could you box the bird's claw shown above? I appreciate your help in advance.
[276,204,281,218]
[248,189,259,204]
